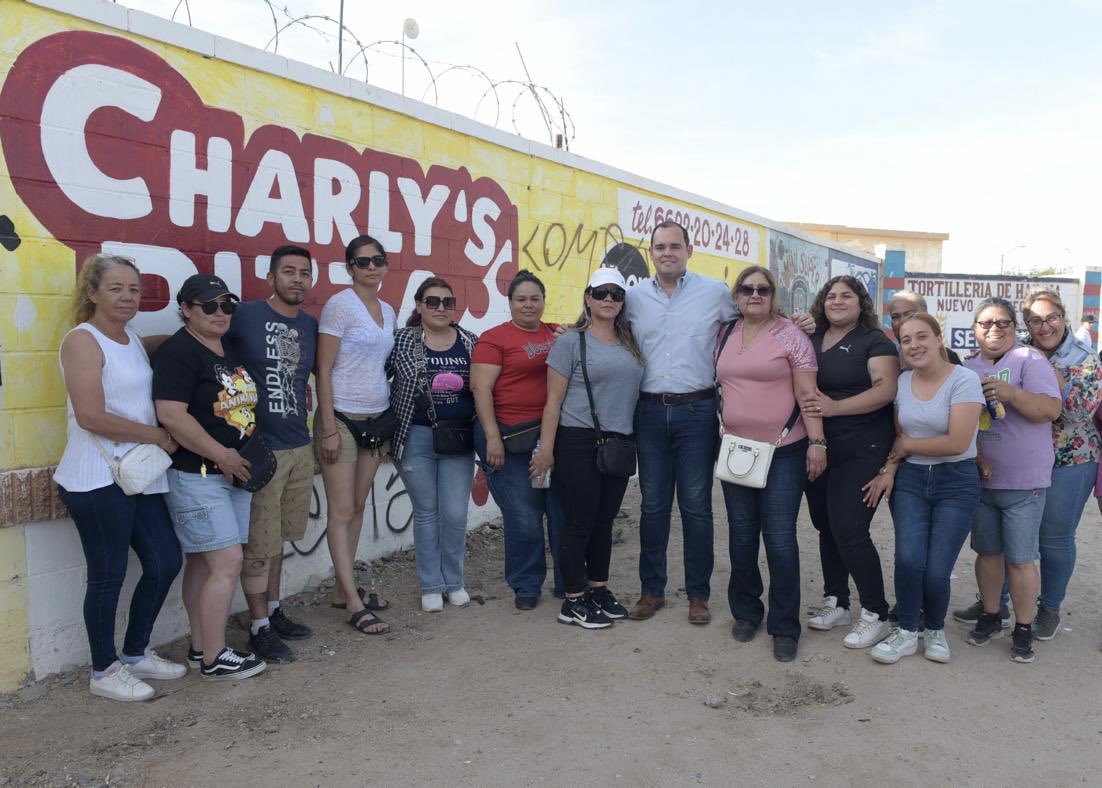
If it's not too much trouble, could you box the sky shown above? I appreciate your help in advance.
[131,0,1102,278]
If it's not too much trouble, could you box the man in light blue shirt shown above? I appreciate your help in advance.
[625,221,737,625]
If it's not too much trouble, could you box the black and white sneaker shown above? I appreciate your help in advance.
[248,625,296,663]
[187,645,203,669]
[270,607,312,640]
[589,587,628,620]
[200,647,267,680]
[558,595,613,629]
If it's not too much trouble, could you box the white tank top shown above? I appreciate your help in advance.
[53,323,168,494]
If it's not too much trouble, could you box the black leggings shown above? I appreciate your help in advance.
[804,431,890,619]
[552,427,630,595]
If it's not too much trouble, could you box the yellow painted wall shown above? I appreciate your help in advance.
[0,525,30,690]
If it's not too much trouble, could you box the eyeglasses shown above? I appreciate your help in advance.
[350,255,388,269]
[737,284,774,297]
[589,287,625,302]
[190,300,236,315]
[420,295,457,311]
[975,319,1013,330]
[1025,314,1064,330]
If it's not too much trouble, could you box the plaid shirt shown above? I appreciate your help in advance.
[387,323,479,460]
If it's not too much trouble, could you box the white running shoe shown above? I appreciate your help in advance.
[843,608,892,649]
[125,649,187,680]
[446,589,471,607]
[421,593,444,612]
[89,661,155,701]
[807,596,851,630]
[924,629,951,663]
[870,628,919,664]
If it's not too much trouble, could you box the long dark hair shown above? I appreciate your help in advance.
[406,276,454,327]
[810,275,879,333]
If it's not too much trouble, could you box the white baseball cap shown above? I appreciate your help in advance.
[588,267,626,290]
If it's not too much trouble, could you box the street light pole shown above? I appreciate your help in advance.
[1000,244,1027,275]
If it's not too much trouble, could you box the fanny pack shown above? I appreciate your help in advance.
[334,409,397,454]
[501,419,542,454]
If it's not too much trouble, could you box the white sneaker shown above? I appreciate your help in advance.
[421,593,444,612]
[843,608,892,649]
[125,649,187,680]
[870,627,919,664]
[807,596,851,630]
[446,588,471,607]
[89,661,155,701]
[924,629,951,663]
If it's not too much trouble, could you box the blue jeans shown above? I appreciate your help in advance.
[475,421,564,597]
[890,460,980,631]
[397,425,476,594]
[635,396,718,599]
[722,439,806,639]
[58,484,183,672]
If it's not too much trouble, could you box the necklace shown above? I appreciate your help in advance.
[739,318,774,352]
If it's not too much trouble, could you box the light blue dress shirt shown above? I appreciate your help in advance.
[625,271,738,394]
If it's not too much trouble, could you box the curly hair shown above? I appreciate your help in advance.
[810,275,879,334]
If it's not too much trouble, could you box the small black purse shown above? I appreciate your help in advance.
[500,419,541,454]
[334,409,397,454]
[233,432,277,492]
[579,333,636,478]
[415,331,474,456]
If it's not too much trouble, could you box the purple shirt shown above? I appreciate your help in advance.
[964,344,1060,490]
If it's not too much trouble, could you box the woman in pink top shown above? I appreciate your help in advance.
[716,266,826,663]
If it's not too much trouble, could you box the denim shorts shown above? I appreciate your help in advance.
[165,469,252,553]
[971,487,1046,563]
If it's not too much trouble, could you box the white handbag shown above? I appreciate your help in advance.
[94,438,172,496]
[714,404,802,489]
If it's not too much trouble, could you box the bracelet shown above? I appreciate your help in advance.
[323,431,339,439]
[808,438,828,449]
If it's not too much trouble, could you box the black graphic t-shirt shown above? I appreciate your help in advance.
[811,324,898,441]
[224,300,318,450]
[153,328,259,473]
[411,334,474,426]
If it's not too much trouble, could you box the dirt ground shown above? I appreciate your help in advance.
[3,481,1102,787]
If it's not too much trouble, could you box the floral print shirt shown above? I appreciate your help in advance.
[1040,332,1102,467]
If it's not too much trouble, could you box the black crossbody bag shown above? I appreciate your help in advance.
[579,333,636,478]
[415,329,474,455]
[334,409,397,454]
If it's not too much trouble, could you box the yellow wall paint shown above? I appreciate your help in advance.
[0,525,30,691]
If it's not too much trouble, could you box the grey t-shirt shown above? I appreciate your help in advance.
[896,364,985,465]
[546,330,644,435]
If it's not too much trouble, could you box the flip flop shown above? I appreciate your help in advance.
[330,587,390,611]
[348,608,389,636]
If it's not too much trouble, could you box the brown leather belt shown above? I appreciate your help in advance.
[638,388,715,406]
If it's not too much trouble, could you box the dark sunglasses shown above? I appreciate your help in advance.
[190,300,236,315]
[350,255,388,269]
[420,295,457,311]
[589,287,625,302]
[737,284,774,297]
[975,319,1013,330]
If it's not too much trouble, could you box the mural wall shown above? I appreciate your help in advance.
[0,0,874,685]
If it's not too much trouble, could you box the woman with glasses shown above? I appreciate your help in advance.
[1014,291,1100,639]
[529,269,644,629]
[314,235,394,635]
[153,274,266,680]
[801,276,899,650]
[961,297,1061,663]
[56,255,185,700]
[718,266,826,662]
[471,270,565,610]
[862,314,984,665]
[388,277,479,612]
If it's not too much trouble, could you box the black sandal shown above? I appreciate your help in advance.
[348,608,390,636]
[331,587,391,611]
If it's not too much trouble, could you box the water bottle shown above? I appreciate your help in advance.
[531,440,551,488]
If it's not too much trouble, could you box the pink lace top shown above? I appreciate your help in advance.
[716,317,817,446]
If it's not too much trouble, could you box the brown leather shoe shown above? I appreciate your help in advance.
[628,594,666,620]
[688,598,711,625]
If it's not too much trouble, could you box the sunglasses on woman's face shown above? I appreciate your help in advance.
[420,295,457,311]
[190,300,236,315]
[737,284,773,297]
[589,287,625,302]
[350,255,388,269]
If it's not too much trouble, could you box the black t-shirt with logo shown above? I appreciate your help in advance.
[812,324,898,442]
[152,328,259,473]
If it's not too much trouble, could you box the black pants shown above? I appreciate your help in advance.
[804,430,890,619]
[552,427,630,594]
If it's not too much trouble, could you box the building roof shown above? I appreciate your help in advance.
[785,222,950,242]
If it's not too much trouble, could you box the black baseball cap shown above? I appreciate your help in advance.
[176,274,240,305]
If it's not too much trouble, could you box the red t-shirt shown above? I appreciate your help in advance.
[471,321,558,425]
